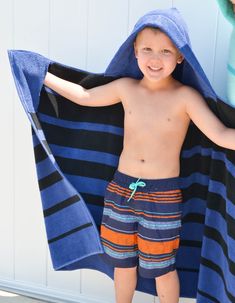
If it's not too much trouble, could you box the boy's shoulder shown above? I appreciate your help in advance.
[176,84,208,116]
[114,77,137,85]
[112,77,138,93]
[176,83,204,103]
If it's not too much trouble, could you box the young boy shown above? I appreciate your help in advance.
[43,14,235,303]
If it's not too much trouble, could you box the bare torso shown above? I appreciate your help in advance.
[117,78,191,179]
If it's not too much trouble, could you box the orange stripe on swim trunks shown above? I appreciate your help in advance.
[101,225,137,245]
[104,201,181,219]
[109,182,181,197]
[138,237,180,255]
[108,182,131,194]
[135,193,182,202]
[107,183,182,203]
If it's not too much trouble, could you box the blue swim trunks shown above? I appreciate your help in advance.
[100,169,183,279]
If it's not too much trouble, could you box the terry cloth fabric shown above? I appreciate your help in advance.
[8,7,235,303]
[100,170,183,279]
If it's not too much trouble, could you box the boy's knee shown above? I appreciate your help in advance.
[155,269,177,281]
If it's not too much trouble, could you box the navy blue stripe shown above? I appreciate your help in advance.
[34,143,48,163]
[180,239,202,248]
[197,289,220,303]
[44,195,81,217]
[38,112,124,136]
[201,257,235,302]
[39,171,63,191]
[208,193,235,240]
[41,121,123,155]
[204,226,235,275]
[48,223,93,244]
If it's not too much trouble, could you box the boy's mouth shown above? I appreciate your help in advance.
[148,66,162,72]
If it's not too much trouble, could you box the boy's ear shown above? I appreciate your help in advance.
[177,54,184,64]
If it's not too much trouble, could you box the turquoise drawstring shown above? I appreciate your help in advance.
[127,178,146,202]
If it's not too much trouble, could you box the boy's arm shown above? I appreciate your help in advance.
[185,88,235,150]
[44,72,123,107]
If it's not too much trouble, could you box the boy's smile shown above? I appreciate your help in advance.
[134,27,184,89]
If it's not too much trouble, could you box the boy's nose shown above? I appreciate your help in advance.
[149,53,161,62]
[149,55,161,66]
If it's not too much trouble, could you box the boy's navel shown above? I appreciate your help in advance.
[140,159,145,163]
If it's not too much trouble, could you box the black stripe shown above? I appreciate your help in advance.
[201,257,235,302]
[204,226,235,275]
[182,213,205,225]
[39,69,124,126]
[217,97,235,128]
[41,121,123,155]
[47,92,59,117]
[181,122,212,151]
[207,192,235,240]
[79,192,110,207]
[34,143,48,163]
[197,289,220,303]
[180,153,211,178]
[182,182,209,202]
[40,89,125,125]
[48,222,93,244]
[181,148,235,195]
[180,239,202,248]
[177,267,199,273]
[39,171,63,191]
[55,156,117,180]
[48,62,90,83]
[44,195,81,217]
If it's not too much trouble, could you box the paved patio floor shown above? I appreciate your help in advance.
[0,290,48,303]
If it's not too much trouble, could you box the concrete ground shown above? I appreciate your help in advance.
[0,290,48,303]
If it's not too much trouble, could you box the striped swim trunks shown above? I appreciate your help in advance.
[100,169,183,279]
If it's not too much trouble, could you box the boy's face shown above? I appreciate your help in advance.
[134,27,184,83]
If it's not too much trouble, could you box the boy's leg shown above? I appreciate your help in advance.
[155,269,180,303]
[135,177,182,302]
[100,170,140,302]
[114,266,137,303]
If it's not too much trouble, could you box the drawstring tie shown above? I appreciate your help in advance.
[127,178,146,202]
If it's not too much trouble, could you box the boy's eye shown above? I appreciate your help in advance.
[161,49,171,54]
[143,47,151,51]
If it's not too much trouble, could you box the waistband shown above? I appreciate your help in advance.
[113,169,181,191]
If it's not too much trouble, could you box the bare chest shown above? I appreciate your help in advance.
[123,95,189,139]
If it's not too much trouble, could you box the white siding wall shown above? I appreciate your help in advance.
[0,0,232,302]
